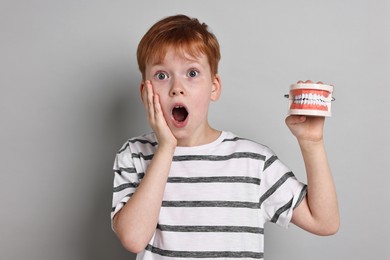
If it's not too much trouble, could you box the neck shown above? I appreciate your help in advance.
[176,128,221,147]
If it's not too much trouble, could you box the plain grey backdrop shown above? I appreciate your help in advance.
[1,0,389,259]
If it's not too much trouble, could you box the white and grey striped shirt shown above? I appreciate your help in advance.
[112,131,307,259]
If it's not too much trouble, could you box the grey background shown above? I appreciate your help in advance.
[1,0,389,259]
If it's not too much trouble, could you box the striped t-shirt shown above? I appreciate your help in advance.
[111,131,307,259]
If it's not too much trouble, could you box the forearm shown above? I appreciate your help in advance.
[113,144,175,253]
[297,139,339,233]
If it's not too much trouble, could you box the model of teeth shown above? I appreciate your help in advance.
[285,83,334,117]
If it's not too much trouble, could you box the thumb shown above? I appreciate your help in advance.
[285,115,306,125]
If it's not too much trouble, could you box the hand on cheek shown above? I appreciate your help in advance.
[142,80,177,148]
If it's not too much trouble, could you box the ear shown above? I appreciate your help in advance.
[210,74,222,101]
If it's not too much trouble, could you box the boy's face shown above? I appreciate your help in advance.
[142,48,221,145]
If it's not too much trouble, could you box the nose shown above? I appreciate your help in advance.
[169,79,185,96]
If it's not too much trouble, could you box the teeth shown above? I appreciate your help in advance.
[293,93,328,107]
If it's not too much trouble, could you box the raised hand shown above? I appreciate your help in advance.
[285,80,328,143]
[285,115,325,143]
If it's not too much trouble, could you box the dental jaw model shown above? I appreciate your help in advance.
[285,83,335,117]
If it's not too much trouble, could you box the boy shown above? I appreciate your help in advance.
[111,14,339,259]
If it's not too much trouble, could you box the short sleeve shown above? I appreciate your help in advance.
[259,150,307,228]
[111,142,142,223]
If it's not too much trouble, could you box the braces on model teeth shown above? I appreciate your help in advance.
[284,83,335,117]
[293,93,328,106]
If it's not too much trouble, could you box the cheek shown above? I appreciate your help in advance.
[151,83,171,101]
[193,92,212,113]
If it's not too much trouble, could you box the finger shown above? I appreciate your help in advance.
[304,79,313,83]
[153,93,163,116]
[285,115,306,125]
[152,93,172,138]
[144,81,155,120]
[141,81,150,108]
[316,81,323,84]
[297,80,304,84]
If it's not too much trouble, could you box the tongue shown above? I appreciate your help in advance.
[172,107,188,122]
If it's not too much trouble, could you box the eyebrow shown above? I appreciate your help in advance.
[150,59,203,69]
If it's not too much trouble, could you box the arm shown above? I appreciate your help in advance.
[291,133,340,235]
[286,82,340,236]
[113,81,177,253]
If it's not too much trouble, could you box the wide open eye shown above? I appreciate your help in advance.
[187,69,199,78]
[155,71,169,80]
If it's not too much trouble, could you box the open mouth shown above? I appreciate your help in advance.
[172,105,189,123]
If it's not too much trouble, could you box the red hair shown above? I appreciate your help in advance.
[137,14,221,80]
